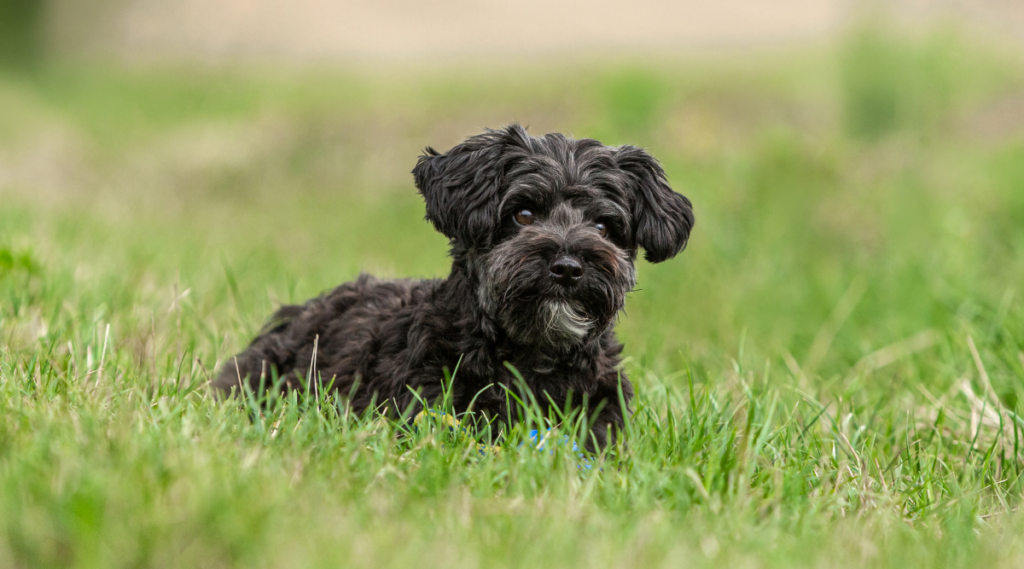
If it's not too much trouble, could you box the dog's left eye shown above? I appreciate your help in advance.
[595,223,608,238]
[514,210,535,226]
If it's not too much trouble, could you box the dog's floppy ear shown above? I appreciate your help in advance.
[615,145,694,263]
[413,125,532,247]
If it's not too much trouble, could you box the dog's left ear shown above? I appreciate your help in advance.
[413,125,532,248]
[615,145,695,263]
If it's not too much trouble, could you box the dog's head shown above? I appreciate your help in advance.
[413,124,694,350]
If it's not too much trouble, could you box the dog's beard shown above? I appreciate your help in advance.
[488,291,597,350]
[542,300,594,344]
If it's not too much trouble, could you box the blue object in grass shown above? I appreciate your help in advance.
[414,410,592,468]
[526,429,592,470]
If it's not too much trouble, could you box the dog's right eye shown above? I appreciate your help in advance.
[513,210,535,226]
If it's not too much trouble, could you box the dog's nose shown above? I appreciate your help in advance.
[549,255,584,284]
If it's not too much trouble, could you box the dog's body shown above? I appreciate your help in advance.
[212,125,694,448]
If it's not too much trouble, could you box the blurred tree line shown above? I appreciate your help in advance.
[0,0,47,68]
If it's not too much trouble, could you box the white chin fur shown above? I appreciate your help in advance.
[543,301,593,342]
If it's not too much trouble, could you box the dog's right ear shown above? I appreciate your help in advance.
[413,125,532,248]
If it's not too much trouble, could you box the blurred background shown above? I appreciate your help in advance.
[2,0,1024,398]
[6,0,1024,62]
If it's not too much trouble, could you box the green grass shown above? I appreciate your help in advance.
[3,29,1024,568]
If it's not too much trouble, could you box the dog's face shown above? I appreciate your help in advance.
[413,125,694,350]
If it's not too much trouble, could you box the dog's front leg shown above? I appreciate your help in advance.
[583,376,632,452]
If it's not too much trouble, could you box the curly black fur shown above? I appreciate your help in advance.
[211,124,694,449]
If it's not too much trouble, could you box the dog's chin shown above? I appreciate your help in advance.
[540,300,593,347]
[493,296,595,351]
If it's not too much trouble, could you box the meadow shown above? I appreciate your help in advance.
[2,28,1024,568]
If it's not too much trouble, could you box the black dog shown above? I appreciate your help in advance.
[211,124,694,449]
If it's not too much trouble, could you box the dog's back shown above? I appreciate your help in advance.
[212,273,436,398]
